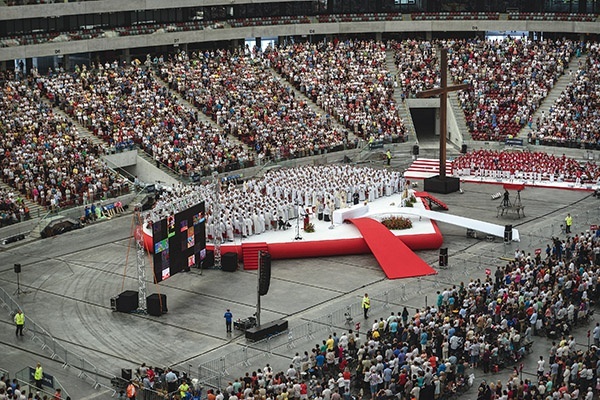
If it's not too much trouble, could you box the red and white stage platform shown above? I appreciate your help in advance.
[405,158,598,192]
[144,192,445,279]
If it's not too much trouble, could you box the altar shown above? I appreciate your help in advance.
[333,203,369,224]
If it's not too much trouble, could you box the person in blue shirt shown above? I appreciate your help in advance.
[224,309,233,333]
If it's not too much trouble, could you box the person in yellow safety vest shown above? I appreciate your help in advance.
[362,293,370,319]
[565,213,573,234]
[126,381,137,400]
[178,379,190,400]
[34,362,43,389]
[386,150,392,166]
[14,310,24,337]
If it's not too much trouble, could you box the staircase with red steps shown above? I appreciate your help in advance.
[241,242,268,270]
[414,191,449,211]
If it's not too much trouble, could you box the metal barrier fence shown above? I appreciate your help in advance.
[0,287,119,396]
[14,366,70,399]
[184,287,415,392]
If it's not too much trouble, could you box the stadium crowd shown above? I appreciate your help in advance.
[130,226,600,400]
[0,188,30,227]
[161,49,350,161]
[1,38,600,217]
[528,42,600,149]
[36,60,254,178]
[0,73,125,210]
[451,37,576,141]
[267,40,407,144]
[453,149,600,183]
[392,40,440,100]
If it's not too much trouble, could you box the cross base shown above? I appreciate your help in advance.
[423,175,461,194]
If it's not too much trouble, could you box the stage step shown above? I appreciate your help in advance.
[405,158,454,179]
[241,242,268,270]
[414,191,449,211]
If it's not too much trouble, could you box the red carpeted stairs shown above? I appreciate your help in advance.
[242,242,268,270]
[348,218,437,279]
[414,191,449,211]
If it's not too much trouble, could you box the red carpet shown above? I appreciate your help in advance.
[348,218,437,279]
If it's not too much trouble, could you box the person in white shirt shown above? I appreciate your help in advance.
[537,355,545,377]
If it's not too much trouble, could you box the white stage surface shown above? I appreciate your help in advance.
[400,208,521,242]
[220,193,438,245]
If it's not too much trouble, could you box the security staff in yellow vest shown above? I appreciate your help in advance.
[178,379,190,400]
[565,213,573,234]
[14,310,24,337]
[362,293,370,319]
[34,362,43,389]
[386,150,392,166]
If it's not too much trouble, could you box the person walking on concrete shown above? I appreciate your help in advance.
[34,362,43,390]
[224,309,233,333]
[362,293,370,319]
[565,213,573,234]
[14,310,24,337]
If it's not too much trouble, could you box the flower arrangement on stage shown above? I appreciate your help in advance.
[304,223,315,233]
[381,216,413,230]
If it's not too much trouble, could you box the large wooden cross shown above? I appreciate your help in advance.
[416,48,469,179]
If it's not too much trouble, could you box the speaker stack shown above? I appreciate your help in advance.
[202,250,215,268]
[146,293,168,316]
[461,144,468,154]
[259,251,271,296]
[115,290,139,313]
[14,263,21,273]
[438,248,448,267]
[412,145,420,156]
[222,252,238,272]
[121,369,132,381]
[504,225,513,243]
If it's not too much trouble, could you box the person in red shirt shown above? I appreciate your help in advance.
[146,367,155,385]
[300,382,308,400]
[428,355,437,370]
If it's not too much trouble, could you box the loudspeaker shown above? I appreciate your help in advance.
[222,252,238,272]
[147,293,167,316]
[245,319,289,341]
[121,369,132,380]
[412,145,420,156]
[438,248,448,267]
[14,263,21,274]
[504,225,513,242]
[116,290,138,313]
[202,250,214,268]
[259,252,271,296]
[461,144,468,154]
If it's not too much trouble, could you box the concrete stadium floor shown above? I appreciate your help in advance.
[0,181,599,399]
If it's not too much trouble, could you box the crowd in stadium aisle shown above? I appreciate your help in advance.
[267,40,407,144]
[161,49,350,161]
[129,230,600,400]
[0,73,125,210]
[528,43,600,149]
[36,61,253,178]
